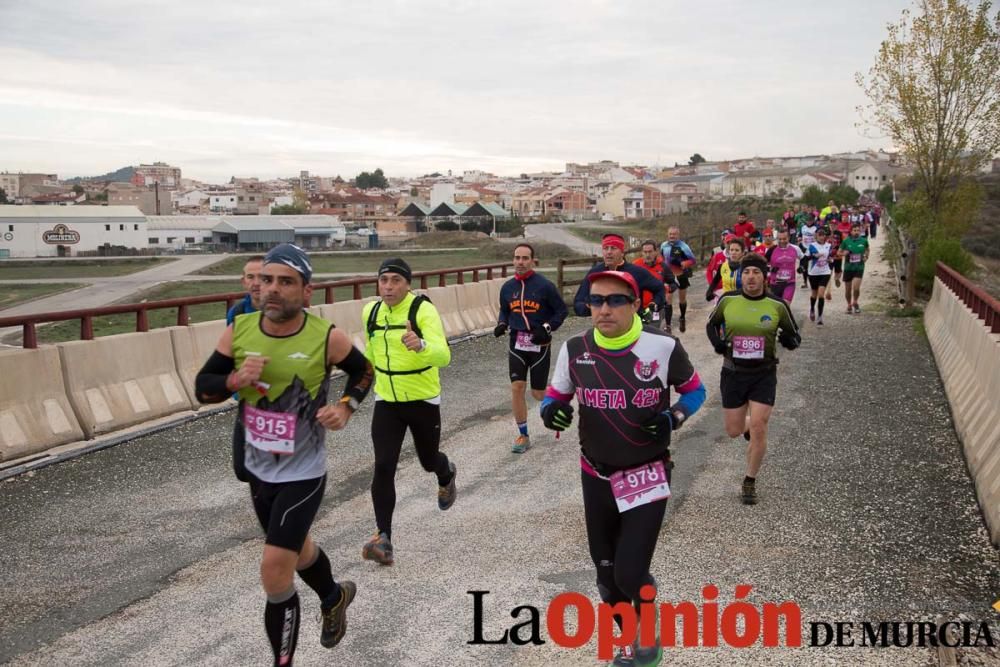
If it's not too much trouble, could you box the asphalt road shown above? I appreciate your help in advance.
[1,238,998,666]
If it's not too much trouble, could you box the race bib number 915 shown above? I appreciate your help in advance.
[244,405,297,455]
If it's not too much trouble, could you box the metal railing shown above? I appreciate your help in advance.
[937,261,1000,334]
[0,262,510,349]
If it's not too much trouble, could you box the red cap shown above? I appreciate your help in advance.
[601,234,626,251]
[587,270,639,298]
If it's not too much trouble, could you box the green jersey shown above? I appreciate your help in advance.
[707,291,800,371]
[840,236,869,272]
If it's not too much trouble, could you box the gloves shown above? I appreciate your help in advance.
[647,302,659,313]
[639,308,653,324]
[778,332,800,350]
[705,288,716,302]
[530,324,551,345]
[713,340,727,355]
[541,400,574,431]
[641,411,674,440]
[493,322,508,338]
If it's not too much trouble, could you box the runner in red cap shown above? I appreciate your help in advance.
[573,233,670,319]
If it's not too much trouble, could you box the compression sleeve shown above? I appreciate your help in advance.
[335,346,373,404]
[673,377,706,418]
[195,350,235,404]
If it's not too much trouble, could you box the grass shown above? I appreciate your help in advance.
[885,306,924,318]
[0,283,85,310]
[196,239,586,276]
[0,257,174,280]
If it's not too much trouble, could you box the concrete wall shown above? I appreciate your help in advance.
[924,277,1000,545]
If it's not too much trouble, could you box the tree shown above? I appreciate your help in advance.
[355,168,388,189]
[271,203,308,215]
[856,0,1000,229]
[0,188,7,204]
[688,153,706,166]
[826,184,861,205]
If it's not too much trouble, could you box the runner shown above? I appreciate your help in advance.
[798,215,819,288]
[806,228,833,325]
[542,270,706,666]
[361,257,457,566]
[828,228,844,293]
[632,239,669,330]
[706,252,800,505]
[225,254,264,483]
[194,244,374,665]
[705,238,745,301]
[573,233,666,318]
[838,222,870,314]
[766,229,803,303]
[733,211,756,247]
[753,229,774,256]
[495,243,568,453]
[659,228,696,333]
[705,230,732,285]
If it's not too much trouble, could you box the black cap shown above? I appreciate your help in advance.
[378,257,412,282]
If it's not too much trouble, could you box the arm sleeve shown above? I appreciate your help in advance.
[573,264,598,316]
[541,342,574,411]
[705,295,728,349]
[497,283,510,326]
[547,282,568,331]
[665,341,706,418]
[415,302,451,368]
[334,345,373,403]
[195,350,236,404]
[637,268,666,310]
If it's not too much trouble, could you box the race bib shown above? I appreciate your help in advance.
[732,335,765,360]
[816,257,828,269]
[849,253,862,264]
[651,310,660,321]
[514,330,541,352]
[244,404,297,455]
[609,460,670,513]
[776,268,793,281]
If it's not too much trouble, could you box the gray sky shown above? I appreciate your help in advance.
[0,0,913,183]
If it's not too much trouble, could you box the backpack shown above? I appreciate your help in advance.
[366,294,432,339]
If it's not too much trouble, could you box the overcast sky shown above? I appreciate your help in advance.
[0,0,913,183]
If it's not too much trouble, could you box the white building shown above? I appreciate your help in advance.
[145,216,217,250]
[430,183,455,208]
[173,189,209,209]
[0,206,147,258]
[209,192,237,212]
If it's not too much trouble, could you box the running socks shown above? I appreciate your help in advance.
[265,588,300,666]
[516,422,528,437]
[679,302,687,319]
[664,304,673,325]
[817,298,825,317]
[297,548,339,608]
[810,297,816,312]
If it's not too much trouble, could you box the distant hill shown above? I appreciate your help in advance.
[965,172,1000,259]
[65,166,136,184]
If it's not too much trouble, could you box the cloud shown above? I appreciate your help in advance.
[0,0,911,181]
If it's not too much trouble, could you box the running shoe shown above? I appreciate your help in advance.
[512,434,530,454]
[319,580,357,648]
[817,316,824,326]
[612,644,636,666]
[635,641,663,667]
[853,303,861,314]
[663,323,672,335]
[438,462,457,510]
[678,317,686,333]
[362,532,394,565]
[809,310,815,322]
[835,277,842,287]
[846,305,853,314]
[742,429,751,442]
[741,479,757,505]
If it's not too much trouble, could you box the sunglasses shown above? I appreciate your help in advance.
[587,293,634,307]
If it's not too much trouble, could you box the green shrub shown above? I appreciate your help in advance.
[916,238,976,291]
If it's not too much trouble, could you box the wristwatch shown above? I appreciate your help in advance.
[339,396,360,413]
[542,323,551,333]
[671,410,686,427]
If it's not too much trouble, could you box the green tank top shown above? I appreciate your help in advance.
[232,311,333,483]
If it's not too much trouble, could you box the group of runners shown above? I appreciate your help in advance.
[192,210,869,663]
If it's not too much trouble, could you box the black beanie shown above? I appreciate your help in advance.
[740,252,769,276]
[378,257,412,282]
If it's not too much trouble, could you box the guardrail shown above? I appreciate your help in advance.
[937,261,1000,333]
[555,231,715,294]
[0,262,510,349]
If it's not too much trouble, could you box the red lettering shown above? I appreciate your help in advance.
[762,602,802,647]
[546,592,594,649]
[597,601,636,660]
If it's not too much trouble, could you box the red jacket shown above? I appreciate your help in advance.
[705,250,727,283]
[633,257,666,307]
[733,220,756,241]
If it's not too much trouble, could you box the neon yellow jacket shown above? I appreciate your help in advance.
[362,291,450,401]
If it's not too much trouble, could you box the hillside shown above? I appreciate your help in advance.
[64,166,136,184]
[964,172,1000,259]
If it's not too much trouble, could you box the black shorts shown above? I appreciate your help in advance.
[720,367,778,409]
[831,258,843,273]
[808,274,831,290]
[249,474,326,552]
[843,269,864,282]
[508,334,551,391]
[674,273,691,290]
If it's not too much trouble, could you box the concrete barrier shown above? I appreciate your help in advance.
[0,346,85,462]
[456,281,495,334]
[925,276,1000,545]
[425,285,469,339]
[320,298,374,352]
[485,278,506,321]
[169,320,229,407]
[59,330,193,438]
